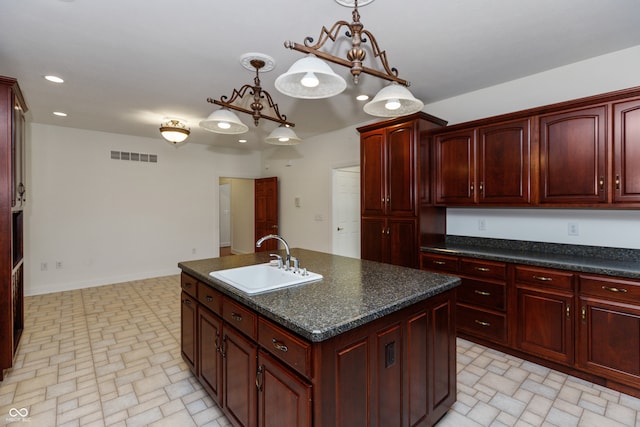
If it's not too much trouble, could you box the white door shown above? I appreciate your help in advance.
[332,167,360,258]
[219,183,231,247]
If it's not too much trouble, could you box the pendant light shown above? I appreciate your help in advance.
[275,55,346,99]
[363,82,425,117]
[265,125,302,145]
[199,108,249,134]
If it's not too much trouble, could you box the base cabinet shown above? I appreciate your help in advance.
[578,275,640,390]
[181,273,456,427]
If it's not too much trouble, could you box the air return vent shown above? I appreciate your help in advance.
[110,151,158,163]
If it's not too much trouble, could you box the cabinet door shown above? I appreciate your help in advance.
[181,292,197,373]
[11,93,26,207]
[613,98,640,203]
[360,217,385,263]
[360,129,387,216]
[387,217,417,268]
[223,326,258,427]
[434,129,476,204]
[478,119,531,204]
[257,351,311,427]
[577,297,640,387]
[199,307,223,405]
[516,287,574,364]
[387,122,417,216]
[539,106,607,204]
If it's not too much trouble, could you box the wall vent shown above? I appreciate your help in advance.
[110,151,158,163]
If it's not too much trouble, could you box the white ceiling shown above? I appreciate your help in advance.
[2,0,640,151]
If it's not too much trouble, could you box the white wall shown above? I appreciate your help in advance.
[261,127,361,253]
[25,124,261,295]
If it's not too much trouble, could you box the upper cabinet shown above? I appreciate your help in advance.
[429,86,640,208]
[613,98,640,204]
[434,118,531,205]
[539,106,607,204]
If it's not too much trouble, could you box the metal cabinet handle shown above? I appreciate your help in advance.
[474,290,491,296]
[475,267,490,272]
[602,286,628,293]
[206,295,214,302]
[581,306,586,321]
[183,299,191,305]
[475,320,491,327]
[533,275,553,282]
[433,260,446,265]
[256,365,263,391]
[566,304,571,318]
[598,176,604,191]
[479,181,484,193]
[272,338,289,353]
[616,175,621,190]
[231,312,243,322]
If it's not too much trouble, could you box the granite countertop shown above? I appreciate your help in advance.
[421,236,640,280]
[179,249,460,342]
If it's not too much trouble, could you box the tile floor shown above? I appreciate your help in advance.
[0,275,638,426]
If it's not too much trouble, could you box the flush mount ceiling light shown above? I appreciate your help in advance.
[276,0,423,117]
[159,119,190,146]
[200,53,301,144]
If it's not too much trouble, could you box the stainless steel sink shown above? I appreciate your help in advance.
[209,263,323,295]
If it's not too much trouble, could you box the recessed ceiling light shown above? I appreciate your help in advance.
[238,139,247,144]
[356,94,370,101]
[53,111,67,117]
[44,75,64,83]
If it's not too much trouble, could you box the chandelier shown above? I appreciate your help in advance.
[200,53,301,145]
[275,0,424,117]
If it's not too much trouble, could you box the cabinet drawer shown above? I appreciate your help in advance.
[258,318,311,378]
[421,253,459,273]
[458,278,506,311]
[515,266,574,291]
[197,282,222,316]
[457,305,507,344]
[181,273,198,298]
[223,297,257,340]
[580,275,640,304]
[460,259,506,280]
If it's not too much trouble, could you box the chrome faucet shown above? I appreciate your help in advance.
[256,234,291,270]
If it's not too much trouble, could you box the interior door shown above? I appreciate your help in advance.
[255,177,278,252]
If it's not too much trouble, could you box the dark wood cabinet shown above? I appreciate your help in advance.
[539,105,607,204]
[0,77,27,381]
[613,98,640,204]
[181,291,197,373]
[433,119,531,205]
[515,266,575,365]
[361,216,417,268]
[359,113,447,268]
[182,271,456,427]
[578,275,640,390]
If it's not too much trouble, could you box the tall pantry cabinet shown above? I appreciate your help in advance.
[0,76,27,381]
[358,112,447,268]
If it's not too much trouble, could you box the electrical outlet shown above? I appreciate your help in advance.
[192,248,196,255]
[478,219,487,231]
[41,262,48,271]
[56,261,63,269]
[568,223,579,236]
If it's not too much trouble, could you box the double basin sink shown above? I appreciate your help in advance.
[210,262,323,295]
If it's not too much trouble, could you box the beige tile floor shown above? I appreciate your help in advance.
[0,275,638,426]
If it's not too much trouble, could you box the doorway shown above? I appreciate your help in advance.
[218,177,255,255]
[332,166,361,258]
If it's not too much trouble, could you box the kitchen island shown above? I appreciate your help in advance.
[179,249,461,427]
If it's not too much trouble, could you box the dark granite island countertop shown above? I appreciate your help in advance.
[178,248,460,342]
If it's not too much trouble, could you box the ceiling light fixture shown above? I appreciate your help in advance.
[265,125,302,145]
[200,53,301,144]
[275,0,423,117]
[44,75,64,83]
[159,119,190,146]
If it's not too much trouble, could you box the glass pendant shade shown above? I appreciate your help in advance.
[199,108,249,134]
[265,125,302,145]
[275,55,347,99]
[363,82,424,117]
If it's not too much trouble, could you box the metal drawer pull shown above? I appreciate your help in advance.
[566,304,570,318]
[272,338,289,353]
[475,267,490,272]
[231,312,243,322]
[581,306,586,321]
[533,275,553,282]
[474,290,491,296]
[206,295,214,302]
[474,320,491,327]
[433,260,446,265]
[602,286,628,293]
[183,299,191,305]
[256,365,263,391]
